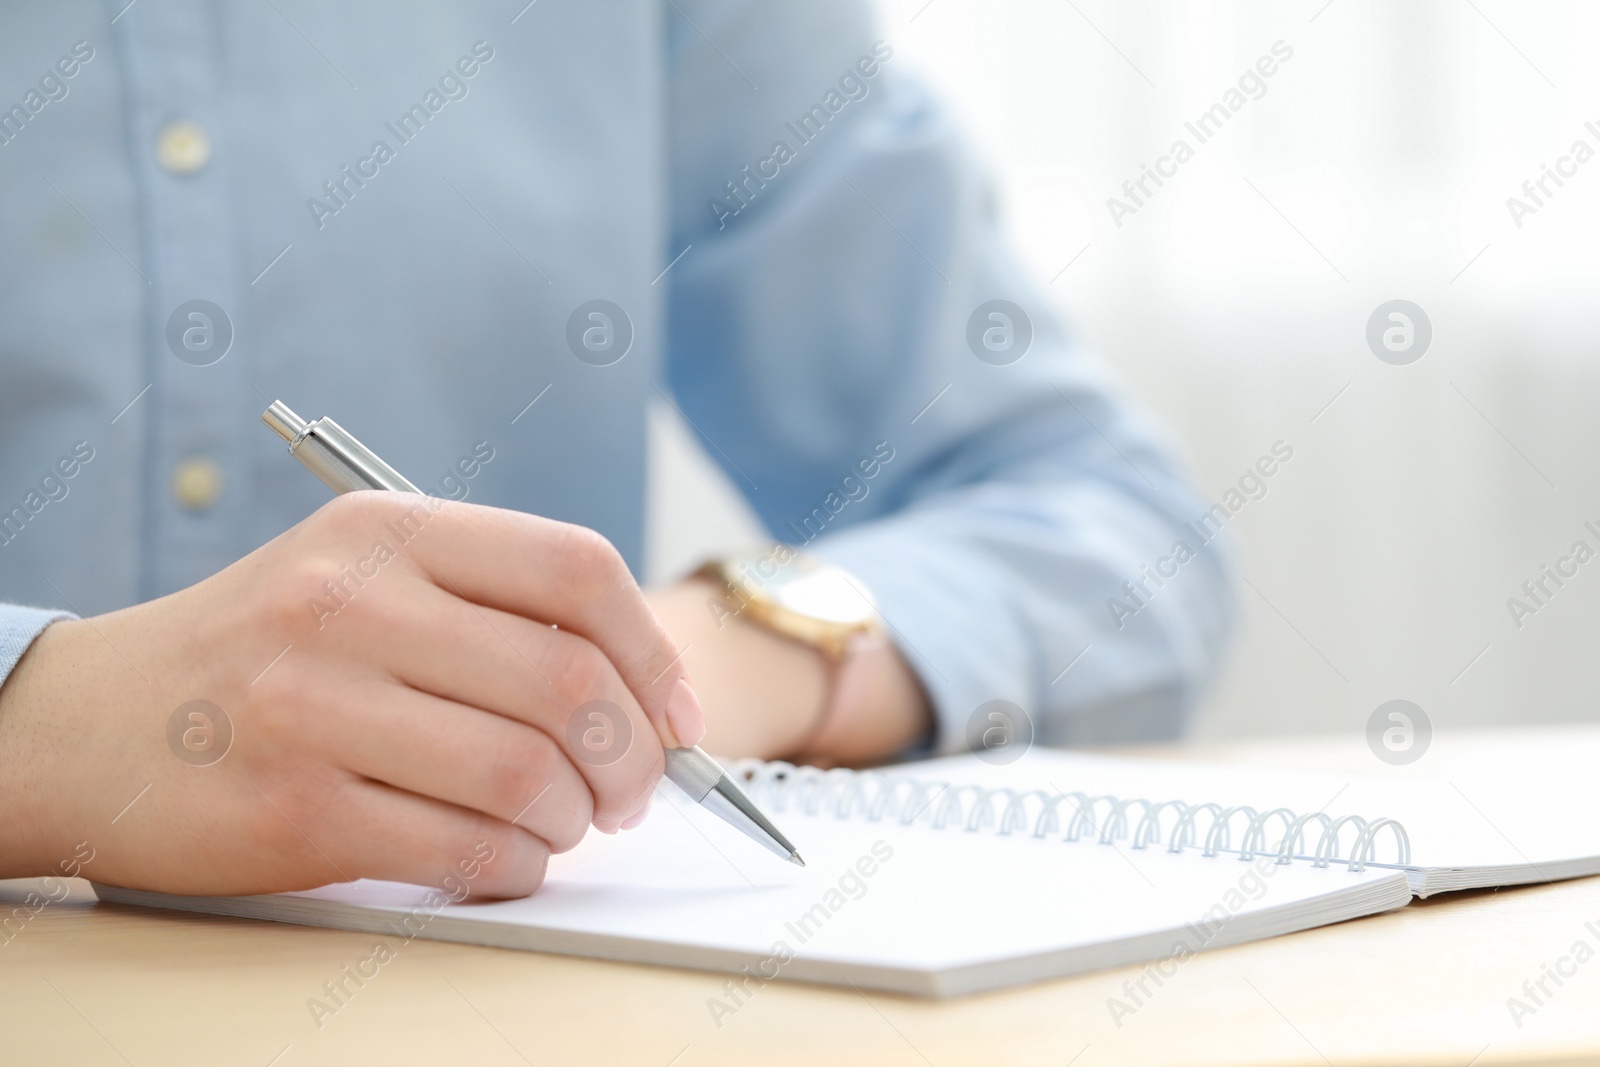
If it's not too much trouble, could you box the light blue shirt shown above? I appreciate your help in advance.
[0,0,1233,751]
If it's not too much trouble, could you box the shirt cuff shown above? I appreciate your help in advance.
[0,605,76,690]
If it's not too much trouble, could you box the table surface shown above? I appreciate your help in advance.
[6,726,1600,1067]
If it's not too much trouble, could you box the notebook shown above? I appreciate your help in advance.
[95,745,1597,997]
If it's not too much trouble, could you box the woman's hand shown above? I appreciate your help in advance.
[0,491,704,899]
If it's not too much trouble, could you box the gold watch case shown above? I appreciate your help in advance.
[695,549,882,660]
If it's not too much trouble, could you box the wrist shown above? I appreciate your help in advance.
[798,630,932,766]
[645,579,828,759]
[0,618,83,877]
[647,569,933,766]
[694,549,933,764]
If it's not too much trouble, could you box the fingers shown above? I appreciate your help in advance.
[286,778,554,899]
[308,582,663,832]
[302,676,593,853]
[322,493,705,747]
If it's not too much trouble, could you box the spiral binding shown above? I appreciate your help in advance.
[727,760,1412,873]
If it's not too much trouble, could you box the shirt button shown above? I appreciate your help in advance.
[172,457,224,511]
[155,121,211,175]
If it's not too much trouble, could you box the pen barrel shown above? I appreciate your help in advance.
[662,746,724,802]
[263,402,421,496]
[296,418,422,495]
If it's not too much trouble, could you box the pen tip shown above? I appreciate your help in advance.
[789,853,806,868]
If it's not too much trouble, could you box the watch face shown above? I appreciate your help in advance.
[730,552,877,626]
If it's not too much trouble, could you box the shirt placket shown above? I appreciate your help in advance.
[116,0,251,598]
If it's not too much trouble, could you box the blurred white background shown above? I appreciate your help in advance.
[647,0,1600,740]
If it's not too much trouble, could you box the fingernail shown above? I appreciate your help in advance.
[665,678,707,748]
[621,796,653,830]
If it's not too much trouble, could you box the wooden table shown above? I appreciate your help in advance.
[6,729,1600,1067]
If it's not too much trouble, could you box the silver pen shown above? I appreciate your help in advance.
[261,400,804,867]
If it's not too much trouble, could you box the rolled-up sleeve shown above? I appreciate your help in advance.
[665,0,1235,752]
[0,605,74,691]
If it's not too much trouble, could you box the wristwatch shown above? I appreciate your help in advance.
[694,548,892,755]
[694,548,884,659]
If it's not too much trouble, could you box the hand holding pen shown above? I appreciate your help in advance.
[0,399,804,899]
[262,401,802,867]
